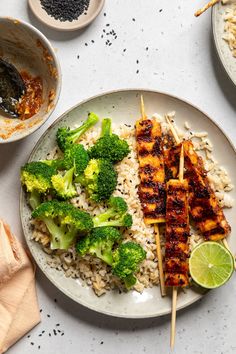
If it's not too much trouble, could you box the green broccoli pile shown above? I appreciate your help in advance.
[21,112,145,290]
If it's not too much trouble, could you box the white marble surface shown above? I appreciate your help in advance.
[1,1,236,353]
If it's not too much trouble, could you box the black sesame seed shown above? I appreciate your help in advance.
[56,323,60,326]
[159,9,163,12]
[54,298,57,303]
[38,346,41,350]
[106,23,110,27]
[31,342,34,346]
[100,341,104,345]
[40,309,42,313]
[47,314,50,318]
[49,333,51,337]
[27,335,31,338]
[132,18,135,21]
[40,0,90,22]
[104,12,106,16]
[61,332,64,336]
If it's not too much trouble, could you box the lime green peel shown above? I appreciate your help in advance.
[189,241,234,289]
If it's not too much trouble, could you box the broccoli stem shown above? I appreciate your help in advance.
[43,217,76,250]
[93,220,125,228]
[29,190,41,210]
[94,249,113,266]
[63,167,75,190]
[101,118,111,137]
[93,210,114,226]
[124,274,137,289]
[72,113,99,143]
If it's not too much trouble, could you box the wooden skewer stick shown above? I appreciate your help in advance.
[154,224,166,297]
[194,0,220,17]
[165,116,236,270]
[140,94,147,120]
[140,95,166,297]
[171,286,178,350]
[170,144,184,349]
[165,115,180,144]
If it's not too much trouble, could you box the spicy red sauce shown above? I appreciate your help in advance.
[17,72,43,120]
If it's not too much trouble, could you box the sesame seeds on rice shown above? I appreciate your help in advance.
[31,113,234,296]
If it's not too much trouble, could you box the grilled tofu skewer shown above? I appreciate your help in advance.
[165,145,190,349]
[136,95,166,296]
[165,117,233,264]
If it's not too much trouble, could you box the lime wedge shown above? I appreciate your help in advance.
[189,241,234,289]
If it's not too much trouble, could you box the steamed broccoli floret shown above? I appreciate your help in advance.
[76,227,122,265]
[56,112,99,152]
[93,196,133,228]
[112,242,146,289]
[77,159,117,202]
[88,118,130,163]
[21,162,56,209]
[51,167,77,200]
[64,144,89,176]
[32,201,93,250]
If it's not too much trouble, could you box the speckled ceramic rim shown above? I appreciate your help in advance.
[28,0,105,31]
[212,6,236,87]
[0,17,62,144]
[20,88,236,319]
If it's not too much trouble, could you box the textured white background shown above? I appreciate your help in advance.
[1,1,236,353]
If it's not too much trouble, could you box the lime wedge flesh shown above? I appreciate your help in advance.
[189,241,234,289]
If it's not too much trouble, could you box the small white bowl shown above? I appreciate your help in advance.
[28,0,105,31]
[0,17,61,143]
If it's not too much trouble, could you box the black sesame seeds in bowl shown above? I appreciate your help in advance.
[28,0,105,31]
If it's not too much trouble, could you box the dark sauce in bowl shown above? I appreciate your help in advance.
[17,72,43,120]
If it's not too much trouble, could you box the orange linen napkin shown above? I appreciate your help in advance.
[0,219,41,353]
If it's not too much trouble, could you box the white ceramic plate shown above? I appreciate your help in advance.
[212,2,236,86]
[20,89,236,318]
